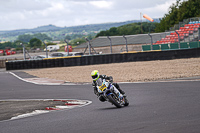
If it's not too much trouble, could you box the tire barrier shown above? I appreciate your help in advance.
[6,47,200,70]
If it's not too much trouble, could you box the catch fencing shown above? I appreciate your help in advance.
[75,30,199,54]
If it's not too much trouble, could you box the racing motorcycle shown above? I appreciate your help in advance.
[97,79,129,108]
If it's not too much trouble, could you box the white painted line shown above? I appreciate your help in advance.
[11,110,49,120]
[0,99,54,102]
[9,72,64,85]
[118,79,200,84]
[9,71,199,85]
[55,106,75,109]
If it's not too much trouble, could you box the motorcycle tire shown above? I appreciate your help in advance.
[124,97,129,106]
[107,94,122,108]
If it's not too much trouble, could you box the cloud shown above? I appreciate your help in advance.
[0,0,51,12]
[89,1,113,9]
[0,0,179,30]
[141,0,176,18]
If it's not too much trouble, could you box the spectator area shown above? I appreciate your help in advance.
[154,21,200,45]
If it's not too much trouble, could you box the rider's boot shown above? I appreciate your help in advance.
[113,83,125,95]
[118,88,125,95]
[112,86,123,99]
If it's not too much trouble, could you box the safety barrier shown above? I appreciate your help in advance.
[142,41,200,51]
[5,47,200,70]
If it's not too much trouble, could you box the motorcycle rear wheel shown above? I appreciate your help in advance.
[124,97,129,106]
[107,94,122,108]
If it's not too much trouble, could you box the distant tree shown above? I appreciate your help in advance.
[65,35,71,41]
[95,22,157,37]
[46,42,57,46]
[87,34,95,40]
[17,33,52,43]
[33,33,52,41]
[155,0,200,32]
[29,38,42,48]
[72,34,83,39]
[17,34,32,42]
[109,27,118,35]
[69,38,86,46]
[0,42,16,49]
[14,40,25,49]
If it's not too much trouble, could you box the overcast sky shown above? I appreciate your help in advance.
[0,0,179,31]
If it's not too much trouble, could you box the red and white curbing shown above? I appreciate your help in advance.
[45,99,89,110]
[11,110,49,120]
[10,99,92,120]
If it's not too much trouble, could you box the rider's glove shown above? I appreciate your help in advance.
[109,76,113,83]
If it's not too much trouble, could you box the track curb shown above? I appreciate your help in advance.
[0,99,92,121]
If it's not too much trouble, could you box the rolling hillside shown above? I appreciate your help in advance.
[0,19,160,42]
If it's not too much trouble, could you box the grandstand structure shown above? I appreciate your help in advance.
[74,17,200,54]
[155,23,200,45]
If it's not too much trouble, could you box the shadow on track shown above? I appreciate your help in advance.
[94,104,132,111]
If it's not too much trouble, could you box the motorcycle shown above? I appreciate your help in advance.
[97,79,129,108]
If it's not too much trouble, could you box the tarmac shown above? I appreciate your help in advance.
[0,100,66,121]
[0,70,87,121]
[1,69,200,121]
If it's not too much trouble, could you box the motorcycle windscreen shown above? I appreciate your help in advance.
[96,78,103,86]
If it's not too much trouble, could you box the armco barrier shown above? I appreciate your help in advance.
[189,41,199,48]
[170,43,179,49]
[161,44,170,50]
[142,42,200,51]
[5,47,200,70]
[180,42,189,49]
[142,45,151,51]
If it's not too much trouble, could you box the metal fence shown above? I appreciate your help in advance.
[75,32,173,54]
[76,20,200,54]
[77,29,199,54]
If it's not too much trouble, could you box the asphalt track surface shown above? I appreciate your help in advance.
[0,72,200,133]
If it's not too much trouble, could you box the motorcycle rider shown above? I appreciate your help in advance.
[91,70,125,102]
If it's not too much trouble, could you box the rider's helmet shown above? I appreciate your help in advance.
[91,70,99,81]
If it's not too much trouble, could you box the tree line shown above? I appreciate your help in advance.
[96,22,157,37]
[96,0,200,36]
[0,33,94,50]
[17,33,52,43]
[0,33,52,50]
[155,0,200,32]
[0,39,43,50]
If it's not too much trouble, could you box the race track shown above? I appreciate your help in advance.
[0,72,200,133]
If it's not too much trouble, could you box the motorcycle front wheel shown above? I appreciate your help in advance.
[107,94,122,108]
[124,96,129,106]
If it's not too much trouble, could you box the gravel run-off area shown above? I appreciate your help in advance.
[24,57,200,83]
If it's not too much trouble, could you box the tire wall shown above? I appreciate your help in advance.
[6,47,200,70]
